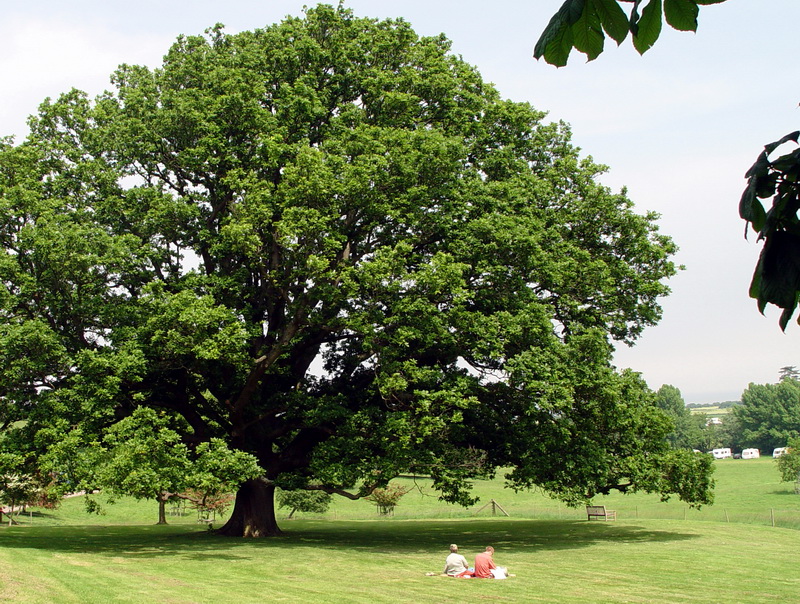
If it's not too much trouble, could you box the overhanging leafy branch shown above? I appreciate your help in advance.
[740,132,800,330]
[534,0,728,67]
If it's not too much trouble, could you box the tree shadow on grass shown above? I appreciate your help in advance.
[281,518,697,554]
[0,518,697,560]
[12,510,59,519]
[770,488,799,497]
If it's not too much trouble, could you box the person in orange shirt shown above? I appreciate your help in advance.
[473,546,497,578]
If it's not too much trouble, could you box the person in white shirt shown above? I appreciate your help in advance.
[443,544,471,577]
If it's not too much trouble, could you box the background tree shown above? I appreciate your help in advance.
[692,416,718,452]
[87,409,261,524]
[776,436,800,492]
[735,380,800,453]
[365,484,411,516]
[0,452,59,523]
[779,366,799,381]
[536,1,800,330]
[93,408,195,525]
[0,452,29,524]
[716,412,743,453]
[276,488,332,519]
[0,5,712,537]
[653,384,701,449]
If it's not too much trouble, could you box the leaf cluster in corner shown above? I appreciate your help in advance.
[534,0,728,67]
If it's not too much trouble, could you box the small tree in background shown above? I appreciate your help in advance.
[49,408,262,524]
[94,408,193,524]
[181,439,262,520]
[276,488,332,519]
[776,438,800,493]
[366,484,411,516]
[0,452,61,524]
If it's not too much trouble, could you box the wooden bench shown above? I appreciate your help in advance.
[586,505,616,521]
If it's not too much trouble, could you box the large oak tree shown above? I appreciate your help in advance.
[0,5,712,537]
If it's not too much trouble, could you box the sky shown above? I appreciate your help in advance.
[1,0,798,404]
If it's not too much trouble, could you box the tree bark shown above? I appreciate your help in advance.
[217,477,282,537]
[157,495,168,525]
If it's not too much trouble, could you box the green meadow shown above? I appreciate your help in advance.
[1,457,798,603]
[689,404,733,417]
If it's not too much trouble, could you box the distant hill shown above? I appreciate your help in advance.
[686,401,740,409]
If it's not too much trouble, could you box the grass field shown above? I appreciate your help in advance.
[9,458,798,528]
[1,518,799,603]
[329,457,800,529]
[1,457,798,603]
[688,405,734,416]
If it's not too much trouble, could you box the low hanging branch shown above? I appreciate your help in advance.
[303,481,382,501]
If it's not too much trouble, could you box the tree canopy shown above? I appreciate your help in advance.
[0,4,712,537]
[735,379,800,453]
[653,384,703,450]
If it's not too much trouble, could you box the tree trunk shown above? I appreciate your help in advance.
[217,477,282,537]
[157,496,168,525]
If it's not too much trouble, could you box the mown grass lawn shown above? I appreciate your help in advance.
[1,518,798,603]
[1,457,798,603]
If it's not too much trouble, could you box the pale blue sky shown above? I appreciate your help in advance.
[2,1,799,403]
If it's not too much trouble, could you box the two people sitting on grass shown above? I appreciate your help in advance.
[443,544,508,579]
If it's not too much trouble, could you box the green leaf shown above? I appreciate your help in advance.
[770,148,800,173]
[534,0,585,65]
[562,0,589,24]
[780,306,795,332]
[753,231,800,327]
[744,151,770,180]
[633,0,663,54]
[538,18,577,67]
[694,0,728,5]
[664,0,699,31]
[755,173,779,200]
[534,11,568,60]
[573,4,605,60]
[748,264,761,300]
[738,180,766,233]
[764,131,800,156]
[593,0,631,44]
